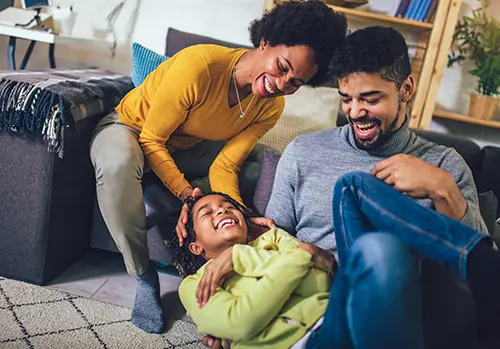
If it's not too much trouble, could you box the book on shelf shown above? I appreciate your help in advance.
[395,0,411,17]
[394,0,437,22]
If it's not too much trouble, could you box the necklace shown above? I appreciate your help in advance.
[232,66,255,119]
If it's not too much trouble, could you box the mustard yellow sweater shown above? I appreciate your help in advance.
[179,228,331,349]
[117,45,285,203]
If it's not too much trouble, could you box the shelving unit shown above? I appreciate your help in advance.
[326,5,434,30]
[433,109,500,129]
[266,0,463,130]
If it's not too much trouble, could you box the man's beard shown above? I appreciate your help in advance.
[351,98,403,150]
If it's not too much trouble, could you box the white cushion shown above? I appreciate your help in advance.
[259,86,339,152]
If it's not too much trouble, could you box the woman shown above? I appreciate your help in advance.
[90,0,347,334]
[177,174,500,349]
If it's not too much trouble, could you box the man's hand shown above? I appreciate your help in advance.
[176,187,202,246]
[372,154,450,198]
[197,246,234,307]
[296,242,336,278]
[247,216,275,241]
[202,335,231,349]
[372,154,466,220]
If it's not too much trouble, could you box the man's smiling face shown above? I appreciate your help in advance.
[339,72,408,150]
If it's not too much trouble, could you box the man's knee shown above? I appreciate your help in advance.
[334,171,372,191]
[347,233,419,286]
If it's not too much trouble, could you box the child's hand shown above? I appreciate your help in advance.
[197,246,234,307]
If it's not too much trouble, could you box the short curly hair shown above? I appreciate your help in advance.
[249,0,347,87]
[165,192,253,278]
[330,26,411,88]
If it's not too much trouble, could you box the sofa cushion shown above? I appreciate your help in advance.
[131,42,168,87]
[253,149,281,215]
[165,27,251,57]
[258,86,339,152]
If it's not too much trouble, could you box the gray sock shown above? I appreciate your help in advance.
[131,262,165,333]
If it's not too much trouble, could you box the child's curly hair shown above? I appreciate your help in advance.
[164,192,254,278]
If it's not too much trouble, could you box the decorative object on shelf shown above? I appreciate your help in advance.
[448,0,500,121]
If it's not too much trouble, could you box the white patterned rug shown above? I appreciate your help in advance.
[0,277,204,349]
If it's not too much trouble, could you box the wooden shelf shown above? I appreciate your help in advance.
[326,5,434,30]
[433,110,500,129]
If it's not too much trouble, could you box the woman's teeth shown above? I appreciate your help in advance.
[264,77,275,94]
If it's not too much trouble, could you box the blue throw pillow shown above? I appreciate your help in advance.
[131,42,168,87]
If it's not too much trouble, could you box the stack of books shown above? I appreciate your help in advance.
[394,0,438,22]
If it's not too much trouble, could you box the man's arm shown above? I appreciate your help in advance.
[439,149,488,233]
[265,141,299,234]
[372,151,487,233]
[179,247,312,341]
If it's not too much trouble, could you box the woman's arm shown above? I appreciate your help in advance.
[139,52,210,198]
[209,100,284,204]
[179,247,312,342]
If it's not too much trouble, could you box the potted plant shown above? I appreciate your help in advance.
[448,0,500,120]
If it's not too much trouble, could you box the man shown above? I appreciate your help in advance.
[266,26,491,348]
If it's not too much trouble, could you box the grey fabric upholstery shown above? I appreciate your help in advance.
[165,28,251,57]
[0,126,97,285]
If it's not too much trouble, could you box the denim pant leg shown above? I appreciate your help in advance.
[332,171,490,280]
[307,233,423,349]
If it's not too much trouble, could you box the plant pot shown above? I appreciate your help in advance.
[468,93,500,121]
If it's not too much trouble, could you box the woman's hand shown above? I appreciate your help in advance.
[176,187,202,246]
[197,246,234,307]
[297,242,336,278]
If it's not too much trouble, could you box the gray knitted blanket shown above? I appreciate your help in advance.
[0,69,133,158]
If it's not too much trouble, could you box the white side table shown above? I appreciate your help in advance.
[0,7,55,70]
[0,23,56,70]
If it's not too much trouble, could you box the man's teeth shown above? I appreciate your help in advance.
[264,77,275,94]
[357,122,376,131]
[217,219,235,229]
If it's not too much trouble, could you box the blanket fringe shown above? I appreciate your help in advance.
[0,79,69,158]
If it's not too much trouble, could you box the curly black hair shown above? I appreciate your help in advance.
[249,0,347,87]
[164,192,253,278]
[330,26,412,88]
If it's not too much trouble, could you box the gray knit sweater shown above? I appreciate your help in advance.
[265,119,487,253]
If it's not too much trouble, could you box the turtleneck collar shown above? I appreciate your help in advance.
[345,116,412,157]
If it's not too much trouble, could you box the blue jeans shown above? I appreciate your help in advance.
[306,172,490,349]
